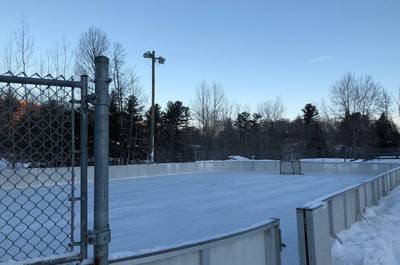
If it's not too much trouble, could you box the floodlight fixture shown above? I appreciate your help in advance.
[143,51,153,58]
[158,57,166,64]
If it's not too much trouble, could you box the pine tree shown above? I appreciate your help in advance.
[302,103,319,124]
[302,103,324,156]
[375,113,399,149]
[161,101,190,162]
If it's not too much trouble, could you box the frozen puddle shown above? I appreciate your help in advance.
[86,171,373,265]
[332,187,400,265]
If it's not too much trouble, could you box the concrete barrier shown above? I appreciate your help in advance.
[110,219,282,265]
[296,166,400,265]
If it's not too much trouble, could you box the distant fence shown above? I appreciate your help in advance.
[110,218,282,265]
[296,166,400,265]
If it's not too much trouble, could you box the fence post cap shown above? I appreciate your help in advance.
[95,56,109,63]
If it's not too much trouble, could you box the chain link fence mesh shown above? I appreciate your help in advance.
[0,72,76,262]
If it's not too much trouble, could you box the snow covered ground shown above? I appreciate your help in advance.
[0,159,30,170]
[332,187,400,265]
[85,170,373,265]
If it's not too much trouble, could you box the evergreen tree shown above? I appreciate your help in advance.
[302,103,319,124]
[145,104,162,161]
[161,101,190,162]
[375,113,399,149]
[125,95,145,162]
[234,112,253,157]
[301,104,324,156]
[338,112,374,158]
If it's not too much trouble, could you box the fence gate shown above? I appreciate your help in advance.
[0,72,89,264]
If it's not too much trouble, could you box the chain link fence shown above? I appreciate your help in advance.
[0,72,82,263]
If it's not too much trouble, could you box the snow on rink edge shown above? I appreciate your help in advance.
[332,187,400,265]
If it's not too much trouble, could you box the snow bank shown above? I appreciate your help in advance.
[0,159,31,170]
[332,187,400,265]
[228,155,250,161]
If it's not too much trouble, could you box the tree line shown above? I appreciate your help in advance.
[1,21,399,165]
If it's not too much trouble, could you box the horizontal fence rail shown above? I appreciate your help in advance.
[0,74,82,88]
[110,219,281,265]
[296,166,400,265]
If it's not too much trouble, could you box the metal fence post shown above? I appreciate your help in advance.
[80,74,89,260]
[93,56,111,265]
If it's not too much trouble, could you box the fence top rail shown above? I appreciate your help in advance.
[109,218,279,264]
[0,73,83,88]
[300,160,399,165]
[297,166,400,210]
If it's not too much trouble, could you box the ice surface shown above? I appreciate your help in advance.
[332,187,400,265]
[91,171,371,265]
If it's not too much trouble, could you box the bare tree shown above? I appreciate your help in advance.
[111,42,126,100]
[192,81,212,135]
[356,75,382,117]
[257,97,286,122]
[13,17,34,73]
[330,72,358,116]
[126,68,145,104]
[61,36,72,77]
[392,87,400,118]
[330,73,383,118]
[1,37,14,72]
[210,82,227,134]
[111,42,127,163]
[192,81,227,157]
[126,69,143,163]
[319,98,334,122]
[75,26,109,81]
[377,88,392,118]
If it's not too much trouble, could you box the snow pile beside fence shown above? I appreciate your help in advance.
[332,187,400,265]
[228,155,250,161]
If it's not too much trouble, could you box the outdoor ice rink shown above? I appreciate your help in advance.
[94,170,372,265]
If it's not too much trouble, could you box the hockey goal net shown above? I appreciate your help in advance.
[280,160,302,174]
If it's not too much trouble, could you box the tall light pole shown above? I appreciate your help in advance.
[143,50,165,164]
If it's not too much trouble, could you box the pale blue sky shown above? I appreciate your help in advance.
[1,0,399,118]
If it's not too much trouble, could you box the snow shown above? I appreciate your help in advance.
[86,171,371,265]
[1,252,78,265]
[332,187,400,265]
[0,159,30,170]
[228,155,250,161]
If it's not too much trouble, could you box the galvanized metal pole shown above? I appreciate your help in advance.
[80,74,89,260]
[94,56,111,265]
[150,50,156,164]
